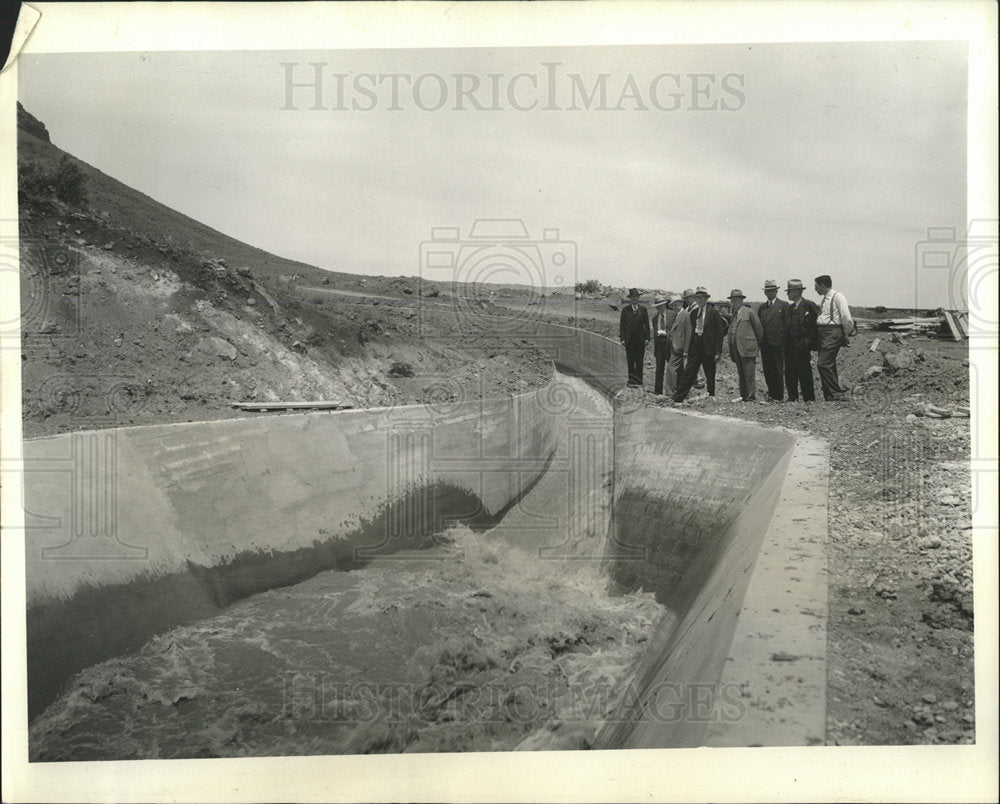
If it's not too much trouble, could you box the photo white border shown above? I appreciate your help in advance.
[2,2,997,802]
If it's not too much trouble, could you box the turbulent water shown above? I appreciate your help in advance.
[29,377,666,760]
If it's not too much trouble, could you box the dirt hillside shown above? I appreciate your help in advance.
[17,104,552,438]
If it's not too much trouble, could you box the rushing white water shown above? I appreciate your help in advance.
[29,376,665,760]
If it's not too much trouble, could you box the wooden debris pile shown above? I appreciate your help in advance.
[856,309,968,340]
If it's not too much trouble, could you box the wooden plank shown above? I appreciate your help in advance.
[953,311,970,337]
[940,309,964,341]
[231,401,352,411]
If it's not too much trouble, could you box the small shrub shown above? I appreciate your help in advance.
[18,156,88,213]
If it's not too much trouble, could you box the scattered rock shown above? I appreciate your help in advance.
[196,337,238,361]
[388,361,416,378]
[883,350,916,372]
[770,652,800,662]
[864,365,883,380]
[922,693,938,704]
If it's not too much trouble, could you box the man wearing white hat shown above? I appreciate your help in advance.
[726,289,763,402]
[672,287,726,403]
[650,293,679,395]
[666,293,688,394]
[759,279,789,401]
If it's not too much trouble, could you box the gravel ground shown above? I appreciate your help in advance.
[631,328,977,745]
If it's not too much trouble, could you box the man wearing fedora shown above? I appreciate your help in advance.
[758,279,789,402]
[619,287,651,388]
[666,292,689,394]
[783,278,819,402]
[814,274,854,402]
[726,289,764,402]
[672,286,726,403]
[651,293,679,395]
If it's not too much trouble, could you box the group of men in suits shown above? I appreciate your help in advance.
[618,275,853,404]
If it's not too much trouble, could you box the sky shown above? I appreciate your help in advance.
[18,42,968,308]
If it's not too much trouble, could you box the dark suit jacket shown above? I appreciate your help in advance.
[620,304,650,344]
[784,297,820,350]
[758,298,789,346]
[682,303,726,357]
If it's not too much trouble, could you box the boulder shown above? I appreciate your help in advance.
[196,336,237,361]
[883,349,916,373]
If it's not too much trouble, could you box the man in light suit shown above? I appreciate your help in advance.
[726,289,763,402]
[758,279,789,401]
[666,292,689,395]
[650,294,679,395]
[672,287,726,403]
[619,287,650,388]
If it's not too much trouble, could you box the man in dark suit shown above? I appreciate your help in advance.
[672,286,726,403]
[650,293,679,395]
[758,279,789,401]
[783,278,819,403]
[619,287,650,387]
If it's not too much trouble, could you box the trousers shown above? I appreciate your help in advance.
[653,336,676,395]
[673,335,716,401]
[624,340,646,387]
[816,325,848,400]
[785,345,815,402]
[760,341,784,400]
[730,342,758,400]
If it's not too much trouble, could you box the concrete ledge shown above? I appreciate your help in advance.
[705,432,829,747]
[595,405,828,749]
[22,387,560,718]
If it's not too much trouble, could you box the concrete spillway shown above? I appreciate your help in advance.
[19,320,828,746]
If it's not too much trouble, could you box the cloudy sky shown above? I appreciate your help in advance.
[19,42,967,307]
